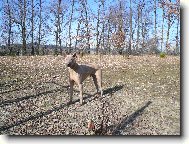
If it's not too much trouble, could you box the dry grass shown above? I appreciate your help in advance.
[0,55,180,135]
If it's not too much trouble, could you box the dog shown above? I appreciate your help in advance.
[64,53,103,105]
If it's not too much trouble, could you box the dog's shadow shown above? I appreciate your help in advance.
[103,85,124,95]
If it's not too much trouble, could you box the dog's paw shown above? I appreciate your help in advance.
[80,102,84,106]
[94,92,101,99]
[75,102,83,107]
[79,100,86,106]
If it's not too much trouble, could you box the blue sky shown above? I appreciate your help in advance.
[46,0,179,49]
[0,0,180,49]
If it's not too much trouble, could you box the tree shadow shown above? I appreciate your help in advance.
[0,84,124,133]
[0,86,69,106]
[0,79,22,90]
[0,81,124,106]
[0,81,59,95]
[110,101,152,135]
[0,87,28,95]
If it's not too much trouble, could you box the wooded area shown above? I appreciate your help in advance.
[0,0,180,56]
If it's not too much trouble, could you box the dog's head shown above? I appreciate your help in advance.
[64,53,77,67]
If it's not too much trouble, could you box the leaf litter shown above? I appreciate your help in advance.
[0,55,180,135]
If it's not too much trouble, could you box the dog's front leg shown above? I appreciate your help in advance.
[78,83,83,105]
[69,80,74,104]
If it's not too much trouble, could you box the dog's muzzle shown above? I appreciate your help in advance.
[67,63,71,67]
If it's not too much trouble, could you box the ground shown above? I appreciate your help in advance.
[0,55,180,135]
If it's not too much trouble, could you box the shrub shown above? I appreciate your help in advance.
[160,52,166,58]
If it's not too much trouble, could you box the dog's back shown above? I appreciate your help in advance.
[69,63,101,83]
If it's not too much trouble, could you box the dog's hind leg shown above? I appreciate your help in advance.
[95,70,103,96]
[92,74,99,94]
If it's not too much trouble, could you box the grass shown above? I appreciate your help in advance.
[0,55,180,135]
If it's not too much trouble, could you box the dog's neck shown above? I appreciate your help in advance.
[70,62,79,71]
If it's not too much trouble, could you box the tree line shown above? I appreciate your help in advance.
[0,0,180,56]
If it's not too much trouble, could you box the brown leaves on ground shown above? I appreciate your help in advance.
[0,55,180,135]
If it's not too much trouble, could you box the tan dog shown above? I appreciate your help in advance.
[65,53,103,105]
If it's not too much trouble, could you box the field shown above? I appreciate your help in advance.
[0,55,180,135]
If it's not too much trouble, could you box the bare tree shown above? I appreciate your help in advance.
[165,0,171,53]
[136,3,141,52]
[164,0,177,53]
[95,0,106,54]
[74,19,81,51]
[68,0,75,53]
[31,0,34,55]
[37,0,42,55]
[141,0,145,52]
[83,0,90,53]
[2,0,14,55]
[100,0,105,50]
[104,7,113,54]
[74,2,83,52]
[175,0,180,54]
[12,0,28,55]
[50,0,67,55]
[107,12,111,54]
[74,0,92,54]
[36,0,51,55]
[153,0,157,49]
[96,1,101,54]
[57,0,62,54]
[128,0,132,55]
[159,0,166,52]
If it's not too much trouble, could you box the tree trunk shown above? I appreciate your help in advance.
[96,6,100,54]
[128,0,132,55]
[22,0,27,55]
[136,5,140,52]
[58,0,62,55]
[154,0,157,48]
[166,13,170,53]
[141,6,144,52]
[31,0,34,55]
[166,0,172,53]
[59,23,62,55]
[68,0,75,53]
[107,17,111,54]
[161,7,165,52]
[55,31,58,55]
[84,0,90,54]
[7,0,12,55]
[54,0,62,55]
[37,0,42,55]
[75,20,81,51]
[141,18,144,51]
[101,1,105,50]
[175,14,179,54]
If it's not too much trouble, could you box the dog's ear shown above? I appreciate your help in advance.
[72,53,77,58]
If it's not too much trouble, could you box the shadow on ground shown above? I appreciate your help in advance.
[109,101,152,135]
[0,83,124,133]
